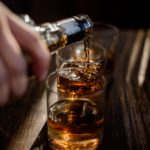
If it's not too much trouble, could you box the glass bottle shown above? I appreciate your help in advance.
[21,14,93,54]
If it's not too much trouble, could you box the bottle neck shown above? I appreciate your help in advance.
[56,15,93,44]
[20,14,93,52]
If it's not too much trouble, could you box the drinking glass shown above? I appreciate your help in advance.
[91,22,119,52]
[45,23,118,149]
[56,40,106,101]
[46,72,104,150]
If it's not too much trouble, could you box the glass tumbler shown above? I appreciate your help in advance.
[56,41,106,101]
[46,72,104,150]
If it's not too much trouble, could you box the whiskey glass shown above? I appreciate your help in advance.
[56,40,106,101]
[46,72,104,150]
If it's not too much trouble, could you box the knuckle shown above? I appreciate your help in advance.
[10,56,27,74]
[31,32,41,45]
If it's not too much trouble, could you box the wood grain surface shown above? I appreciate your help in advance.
[0,29,149,150]
[104,29,150,150]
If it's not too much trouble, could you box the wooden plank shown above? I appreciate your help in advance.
[138,30,150,86]
[103,29,150,150]
[6,90,47,150]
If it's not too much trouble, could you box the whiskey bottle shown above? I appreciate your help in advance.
[21,14,93,54]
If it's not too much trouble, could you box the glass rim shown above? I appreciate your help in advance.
[93,21,119,34]
[57,40,107,63]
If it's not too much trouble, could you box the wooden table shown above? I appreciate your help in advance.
[104,29,150,150]
[0,29,149,150]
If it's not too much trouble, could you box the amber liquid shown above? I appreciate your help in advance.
[48,34,67,53]
[47,99,104,150]
[57,62,105,100]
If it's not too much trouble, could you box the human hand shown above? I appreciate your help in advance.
[0,2,51,106]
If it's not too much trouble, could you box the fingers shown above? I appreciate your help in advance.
[0,2,51,106]
[0,13,27,99]
[1,1,50,81]
[7,14,51,81]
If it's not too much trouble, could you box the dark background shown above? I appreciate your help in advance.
[2,0,150,28]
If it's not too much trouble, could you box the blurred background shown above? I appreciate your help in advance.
[2,0,150,28]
